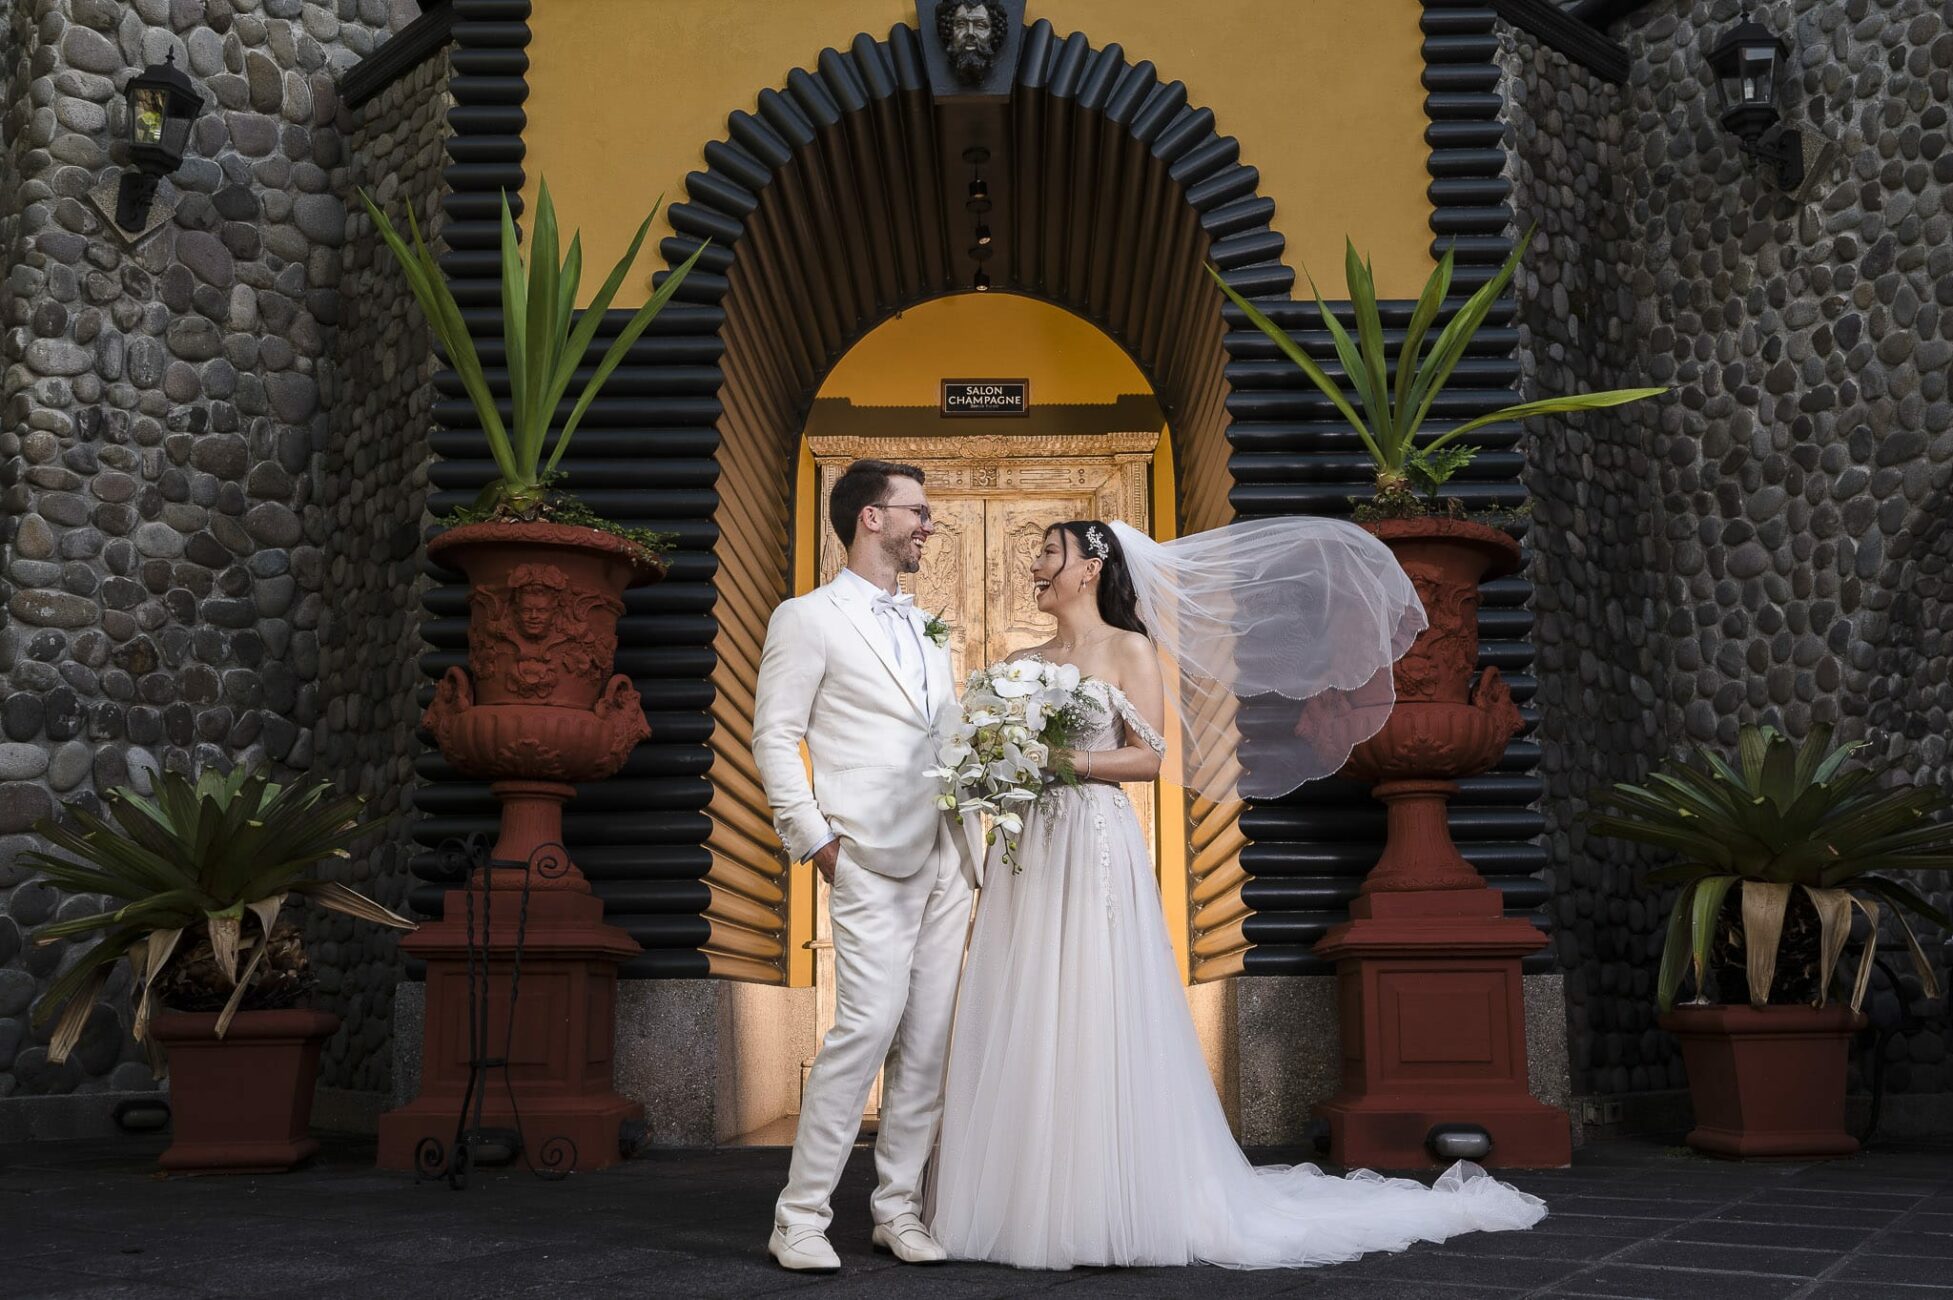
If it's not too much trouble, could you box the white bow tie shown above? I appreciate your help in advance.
[871,591,915,617]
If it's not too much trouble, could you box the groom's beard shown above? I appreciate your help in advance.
[884,533,923,575]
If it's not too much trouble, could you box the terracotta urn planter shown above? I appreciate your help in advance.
[1343,516,1525,893]
[152,1009,340,1173]
[1312,515,1569,1169]
[379,521,663,1174]
[1660,1004,1866,1158]
[420,521,665,884]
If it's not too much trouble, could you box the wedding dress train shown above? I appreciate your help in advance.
[931,677,1547,1270]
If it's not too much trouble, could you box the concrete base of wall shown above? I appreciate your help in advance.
[1223,973,1579,1149]
[0,1091,164,1144]
[390,977,817,1147]
[388,972,1579,1151]
[1575,1086,1953,1145]
[313,1087,386,1136]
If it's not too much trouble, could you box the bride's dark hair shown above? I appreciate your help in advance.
[1047,521,1148,637]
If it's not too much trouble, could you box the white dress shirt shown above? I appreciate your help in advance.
[833,566,928,702]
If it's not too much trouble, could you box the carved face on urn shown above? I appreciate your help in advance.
[938,0,1007,83]
[510,567,567,640]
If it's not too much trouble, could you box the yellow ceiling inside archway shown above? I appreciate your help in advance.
[815,292,1151,407]
[521,0,1435,306]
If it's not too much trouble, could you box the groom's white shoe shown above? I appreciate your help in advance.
[871,1212,949,1264]
[768,1224,841,1272]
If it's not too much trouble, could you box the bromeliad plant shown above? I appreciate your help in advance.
[1589,723,1953,1015]
[1208,233,1666,517]
[358,179,706,546]
[23,765,414,1066]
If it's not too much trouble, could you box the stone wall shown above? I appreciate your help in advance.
[310,52,446,1095]
[0,0,403,1108]
[1506,0,1953,1106]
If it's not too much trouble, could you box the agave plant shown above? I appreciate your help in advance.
[1589,723,1953,1014]
[22,765,414,1065]
[1208,233,1665,514]
[358,178,706,528]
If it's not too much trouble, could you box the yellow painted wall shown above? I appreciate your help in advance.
[523,0,1435,306]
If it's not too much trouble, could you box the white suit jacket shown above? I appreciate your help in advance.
[753,579,983,888]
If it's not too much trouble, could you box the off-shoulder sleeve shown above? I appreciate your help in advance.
[1109,687,1167,755]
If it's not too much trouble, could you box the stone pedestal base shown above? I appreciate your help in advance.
[1313,888,1573,1170]
[377,888,641,1174]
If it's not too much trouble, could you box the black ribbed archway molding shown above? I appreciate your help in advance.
[411,0,1549,986]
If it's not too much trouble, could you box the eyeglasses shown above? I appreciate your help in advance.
[876,502,934,528]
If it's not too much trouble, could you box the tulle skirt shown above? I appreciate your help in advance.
[930,783,1547,1270]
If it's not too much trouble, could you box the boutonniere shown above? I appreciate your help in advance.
[923,611,951,649]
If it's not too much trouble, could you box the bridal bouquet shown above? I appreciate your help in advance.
[929,658,1100,873]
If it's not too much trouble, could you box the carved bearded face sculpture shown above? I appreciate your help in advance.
[939,0,1007,84]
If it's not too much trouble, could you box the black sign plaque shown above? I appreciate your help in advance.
[941,378,1029,417]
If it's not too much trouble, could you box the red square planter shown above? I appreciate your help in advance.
[150,1008,340,1174]
[1660,1004,1866,1158]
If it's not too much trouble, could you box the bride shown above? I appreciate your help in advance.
[929,517,1547,1270]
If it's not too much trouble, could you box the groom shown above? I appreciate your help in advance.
[753,459,980,1272]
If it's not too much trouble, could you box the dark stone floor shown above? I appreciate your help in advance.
[2,1134,1950,1298]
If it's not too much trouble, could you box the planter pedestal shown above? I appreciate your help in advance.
[1312,518,1571,1169]
[1313,890,1570,1169]
[1661,1004,1865,1158]
[377,522,660,1175]
[376,886,641,1174]
[152,1009,339,1174]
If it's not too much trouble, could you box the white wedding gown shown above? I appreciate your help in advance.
[931,676,1548,1270]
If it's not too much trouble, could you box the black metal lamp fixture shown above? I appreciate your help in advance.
[964,145,992,291]
[1706,6,1805,189]
[117,51,203,229]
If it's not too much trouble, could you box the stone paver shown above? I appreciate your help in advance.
[1,1137,1950,1298]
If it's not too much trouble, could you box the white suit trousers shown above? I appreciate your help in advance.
[775,826,973,1233]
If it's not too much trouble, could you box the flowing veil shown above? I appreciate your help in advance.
[1108,518,1426,802]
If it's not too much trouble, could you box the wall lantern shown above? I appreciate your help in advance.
[117,52,203,230]
[1706,8,1805,189]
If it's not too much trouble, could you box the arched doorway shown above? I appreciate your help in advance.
[651,15,1286,1015]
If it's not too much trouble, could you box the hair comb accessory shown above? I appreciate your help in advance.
[1085,525,1110,560]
